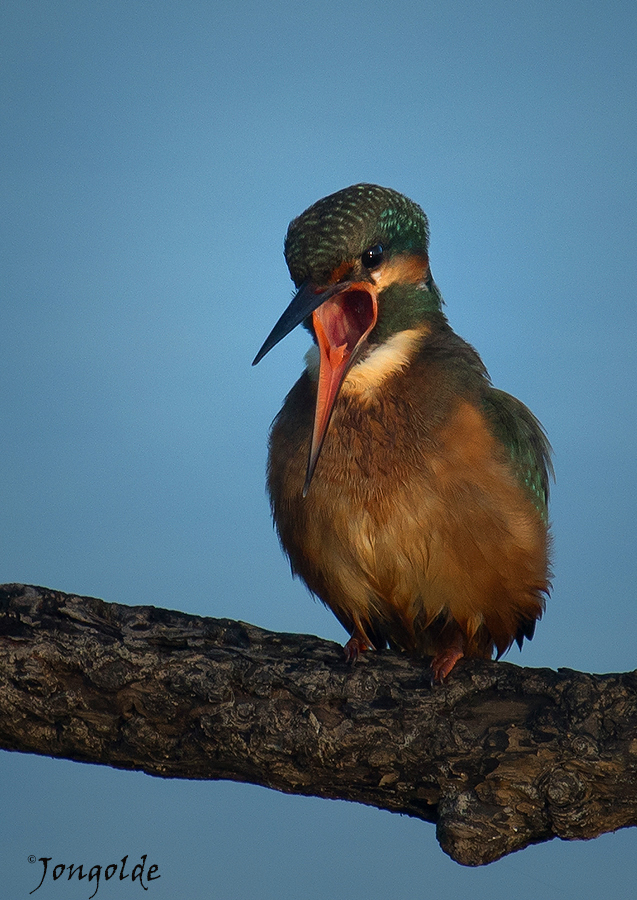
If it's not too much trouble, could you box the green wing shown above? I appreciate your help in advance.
[482,388,553,521]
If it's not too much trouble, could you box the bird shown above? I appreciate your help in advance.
[253,183,552,682]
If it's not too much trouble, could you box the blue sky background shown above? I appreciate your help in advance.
[1,1,636,897]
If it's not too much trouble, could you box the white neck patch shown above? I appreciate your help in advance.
[304,326,427,401]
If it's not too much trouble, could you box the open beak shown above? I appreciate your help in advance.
[253,279,378,496]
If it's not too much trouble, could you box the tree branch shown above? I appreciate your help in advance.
[1,583,636,865]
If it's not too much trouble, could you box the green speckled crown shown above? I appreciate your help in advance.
[284,184,430,287]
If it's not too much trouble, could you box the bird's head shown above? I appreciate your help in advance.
[253,184,444,494]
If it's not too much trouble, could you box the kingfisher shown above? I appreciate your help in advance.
[253,184,552,681]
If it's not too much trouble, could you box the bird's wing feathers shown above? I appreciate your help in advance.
[481,388,553,519]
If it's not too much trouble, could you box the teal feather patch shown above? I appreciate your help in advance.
[481,388,553,520]
[284,183,429,287]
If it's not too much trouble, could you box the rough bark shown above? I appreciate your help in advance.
[0,583,636,865]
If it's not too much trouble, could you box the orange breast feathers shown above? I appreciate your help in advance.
[267,374,550,680]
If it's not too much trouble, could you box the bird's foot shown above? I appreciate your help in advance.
[344,630,372,664]
[430,643,465,683]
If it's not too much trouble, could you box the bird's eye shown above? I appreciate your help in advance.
[361,244,384,269]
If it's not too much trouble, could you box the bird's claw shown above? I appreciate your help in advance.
[344,633,371,664]
[430,646,465,683]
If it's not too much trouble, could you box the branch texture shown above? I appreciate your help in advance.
[1,583,636,865]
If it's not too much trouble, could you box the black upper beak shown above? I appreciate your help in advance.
[252,280,350,366]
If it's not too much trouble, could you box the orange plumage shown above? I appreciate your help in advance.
[255,185,551,680]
